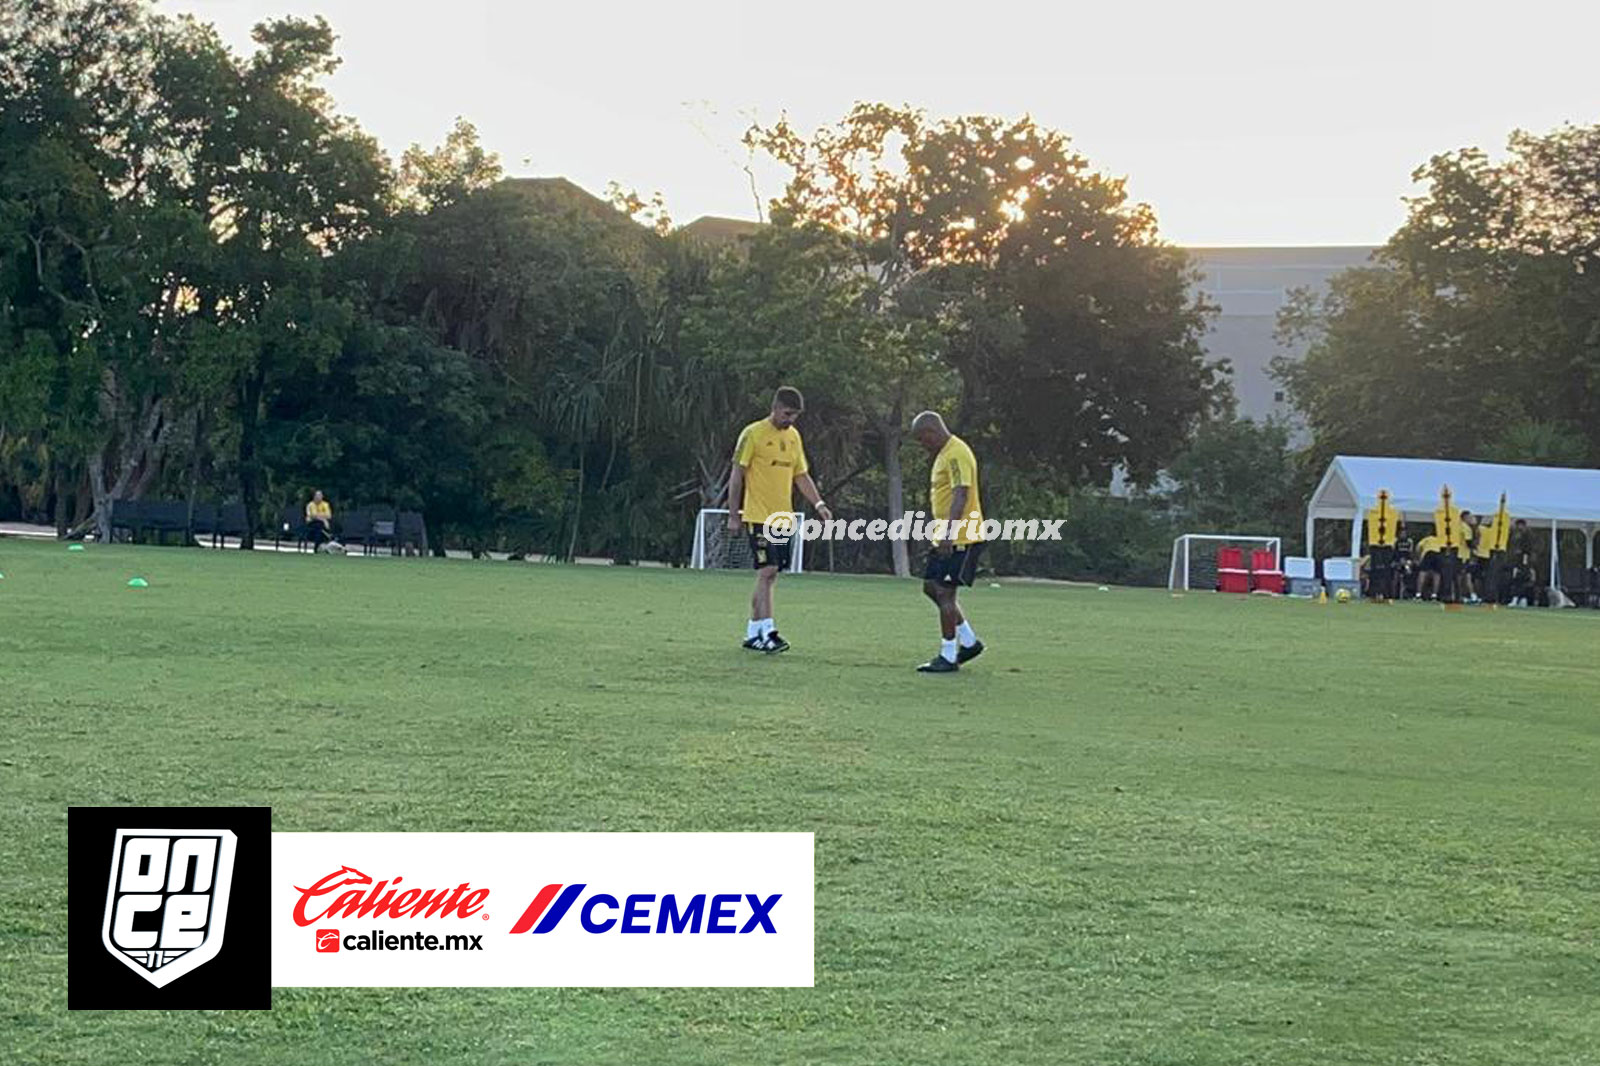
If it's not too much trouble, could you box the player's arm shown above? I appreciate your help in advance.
[938,450,976,553]
[788,435,830,520]
[726,427,757,531]
[793,473,832,521]
[725,462,746,531]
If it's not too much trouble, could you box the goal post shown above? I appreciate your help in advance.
[1168,533,1281,592]
[690,509,806,574]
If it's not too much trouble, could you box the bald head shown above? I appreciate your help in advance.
[911,410,951,453]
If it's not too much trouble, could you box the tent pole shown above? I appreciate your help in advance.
[1550,521,1559,589]
[1305,513,1315,557]
[1350,514,1361,558]
[1586,525,1594,569]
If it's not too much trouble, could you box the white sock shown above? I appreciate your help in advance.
[956,620,978,647]
[747,619,761,640]
[940,639,958,663]
[759,618,775,637]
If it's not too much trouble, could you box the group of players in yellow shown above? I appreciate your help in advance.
[725,387,986,672]
[1365,488,1540,605]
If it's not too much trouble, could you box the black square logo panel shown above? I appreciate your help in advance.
[68,807,271,1009]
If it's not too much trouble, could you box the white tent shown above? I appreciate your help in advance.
[1305,455,1600,586]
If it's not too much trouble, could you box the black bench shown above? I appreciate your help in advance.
[397,511,428,556]
[276,505,310,552]
[108,499,192,545]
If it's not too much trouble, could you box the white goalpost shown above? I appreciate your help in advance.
[1168,533,1281,592]
[689,509,806,574]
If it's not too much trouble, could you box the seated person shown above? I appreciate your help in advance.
[1583,564,1600,609]
[305,491,333,548]
[1506,558,1539,607]
[1393,524,1417,599]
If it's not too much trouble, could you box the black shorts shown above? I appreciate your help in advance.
[1419,552,1440,574]
[746,524,792,571]
[924,542,985,587]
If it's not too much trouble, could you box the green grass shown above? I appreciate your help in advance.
[2,538,1597,1065]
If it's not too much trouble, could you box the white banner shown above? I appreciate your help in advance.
[270,833,813,987]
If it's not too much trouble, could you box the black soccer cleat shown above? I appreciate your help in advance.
[742,636,766,651]
[956,639,985,664]
[917,656,959,673]
[763,631,791,654]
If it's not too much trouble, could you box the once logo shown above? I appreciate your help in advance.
[100,829,237,988]
[292,865,490,926]
[315,929,341,953]
[510,884,781,935]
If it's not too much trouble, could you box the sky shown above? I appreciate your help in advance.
[165,0,1600,247]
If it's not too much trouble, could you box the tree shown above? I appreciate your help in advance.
[747,105,1225,577]
[0,0,197,540]
[1164,417,1301,539]
[680,219,950,576]
[146,15,392,545]
[398,117,503,212]
[1277,123,1600,469]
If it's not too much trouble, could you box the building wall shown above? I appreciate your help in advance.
[1186,246,1378,431]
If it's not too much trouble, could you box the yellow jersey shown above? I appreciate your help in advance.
[930,435,984,546]
[306,500,331,521]
[733,418,808,525]
[1469,524,1492,559]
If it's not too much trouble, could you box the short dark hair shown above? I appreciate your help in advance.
[773,386,804,411]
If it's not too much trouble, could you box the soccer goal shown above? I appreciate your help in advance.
[689,509,806,574]
[1168,533,1281,592]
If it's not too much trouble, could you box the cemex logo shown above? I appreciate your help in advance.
[292,865,490,926]
[68,807,271,1010]
[510,883,782,935]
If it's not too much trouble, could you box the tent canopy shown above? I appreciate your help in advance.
[1305,455,1600,561]
[1309,455,1600,524]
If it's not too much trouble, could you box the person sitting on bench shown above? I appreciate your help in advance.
[305,491,333,549]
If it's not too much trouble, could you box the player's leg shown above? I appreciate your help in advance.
[952,545,984,662]
[757,565,786,651]
[917,578,958,672]
[742,525,778,649]
[759,533,794,652]
[743,566,768,648]
[918,546,979,672]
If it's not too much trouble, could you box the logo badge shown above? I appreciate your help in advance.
[315,929,341,952]
[70,806,270,1009]
[101,829,237,988]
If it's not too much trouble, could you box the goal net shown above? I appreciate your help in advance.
[1168,533,1281,592]
[689,509,806,574]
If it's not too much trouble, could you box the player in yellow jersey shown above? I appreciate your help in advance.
[910,411,986,673]
[726,387,832,653]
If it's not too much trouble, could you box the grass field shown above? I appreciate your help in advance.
[2,538,1597,1065]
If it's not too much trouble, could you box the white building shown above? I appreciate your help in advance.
[1187,245,1378,430]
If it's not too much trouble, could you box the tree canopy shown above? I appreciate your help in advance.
[3,2,1233,581]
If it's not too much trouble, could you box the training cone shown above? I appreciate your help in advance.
[68,544,86,552]
[1318,587,1328,604]
[127,577,149,588]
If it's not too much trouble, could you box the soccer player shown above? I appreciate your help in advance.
[910,411,985,673]
[1462,511,1489,604]
[1415,531,1443,601]
[726,387,831,653]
